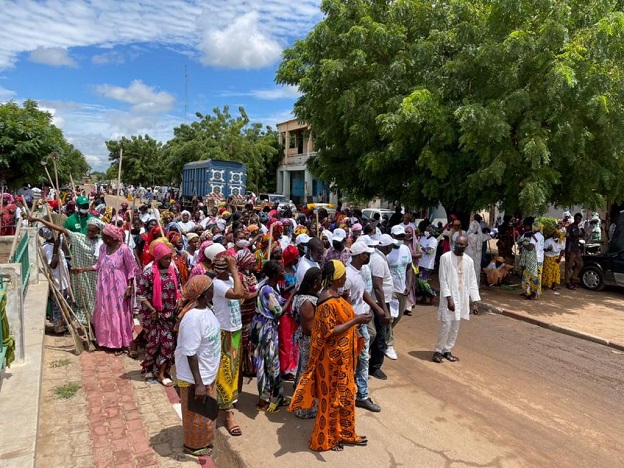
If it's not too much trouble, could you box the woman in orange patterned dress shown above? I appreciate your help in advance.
[289,260,372,451]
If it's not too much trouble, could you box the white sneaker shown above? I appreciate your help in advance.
[385,346,398,360]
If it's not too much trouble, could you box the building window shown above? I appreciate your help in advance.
[289,133,296,148]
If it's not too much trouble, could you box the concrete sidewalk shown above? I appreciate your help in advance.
[479,283,624,349]
[0,279,48,467]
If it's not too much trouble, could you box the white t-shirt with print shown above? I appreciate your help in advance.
[345,264,369,316]
[213,276,242,332]
[174,307,221,385]
[387,244,412,294]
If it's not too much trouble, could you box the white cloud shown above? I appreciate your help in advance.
[252,85,300,100]
[29,46,76,67]
[0,85,16,102]
[92,50,126,65]
[198,12,282,68]
[0,0,322,70]
[95,80,175,114]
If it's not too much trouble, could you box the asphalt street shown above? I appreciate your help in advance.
[224,306,624,467]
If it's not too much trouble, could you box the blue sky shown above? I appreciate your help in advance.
[0,0,322,172]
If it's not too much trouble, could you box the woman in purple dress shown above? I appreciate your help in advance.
[73,224,139,354]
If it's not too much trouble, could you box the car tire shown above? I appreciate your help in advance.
[581,266,605,291]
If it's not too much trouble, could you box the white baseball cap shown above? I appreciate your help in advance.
[332,228,347,242]
[350,242,374,256]
[378,234,398,247]
[295,233,311,246]
[358,234,379,247]
[390,224,406,236]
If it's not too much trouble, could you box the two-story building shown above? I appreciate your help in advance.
[276,118,335,205]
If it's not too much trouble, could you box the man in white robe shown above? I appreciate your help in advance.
[433,235,480,363]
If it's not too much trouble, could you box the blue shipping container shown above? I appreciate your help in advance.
[181,160,247,198]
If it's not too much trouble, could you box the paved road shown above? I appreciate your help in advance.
[224,307,624,467]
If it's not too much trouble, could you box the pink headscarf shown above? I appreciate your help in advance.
[151,242,180,311]
[102,224,124,242]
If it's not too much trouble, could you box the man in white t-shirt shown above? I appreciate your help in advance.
[296,237,324,287]
[367,234,395,379]
[345,241,384,412]
[385,224,413,360]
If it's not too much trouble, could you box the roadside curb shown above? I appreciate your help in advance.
[480,302,624,352]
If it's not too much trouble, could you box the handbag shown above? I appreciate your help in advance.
[187,386,219,421]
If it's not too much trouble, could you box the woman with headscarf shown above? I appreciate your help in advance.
[519,221,544,300]
[137,242,181,384]
[292,267,322,419]
[212,251,245,436]
[73,224,139,353]
[168,231,190,285]
[251,260,291,412]
[178,210,196,234]
[542,229,566,290]
[289,260,371,451]
[33,214,106,325]
[140,225,164,266]
[278,244,300,380]
[235,249,258,385]
[189,240,214,278]
[466,216,491,287]
[0,193,17,235]
[174,275,221,457]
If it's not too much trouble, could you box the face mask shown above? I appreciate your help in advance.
[395,240,404,246]
[337,286,345,295]
[236,239,250,248]
[227,242,235,249]
[454,245,466,255]
[131,228,140,235]
[424,232,431,238]
[79,208,88,215]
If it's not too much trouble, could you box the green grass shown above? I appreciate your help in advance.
[50,359,72,368]
[53,383,81,400]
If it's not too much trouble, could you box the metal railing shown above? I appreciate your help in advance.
[9,231,29,297]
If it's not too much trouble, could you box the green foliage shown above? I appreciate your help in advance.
[536,216,559,237]
[0,100,90,189]
[49,358,72,368]
[162,106,279,192]
[53,382,81,399]
[106,135,166,187]
[277,0,624,215]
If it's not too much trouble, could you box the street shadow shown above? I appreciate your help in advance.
[408,350,434,362]
[118,369,145,382]
[149,426,201,463]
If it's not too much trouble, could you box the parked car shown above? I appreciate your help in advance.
[258,193,296,213]
[580,211,624,291]
[362,208,395,222]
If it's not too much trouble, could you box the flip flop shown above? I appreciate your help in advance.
[128,350,139,359]
[184,445,213,456]
[343,437,368,446]
[159,377,174,387]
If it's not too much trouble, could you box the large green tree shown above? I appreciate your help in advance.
[163,106,278,193]
[105,134,167,187]
[0,100,89,188]
[277,0,624,215]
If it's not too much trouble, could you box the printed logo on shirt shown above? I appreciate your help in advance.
[228,300,241,328]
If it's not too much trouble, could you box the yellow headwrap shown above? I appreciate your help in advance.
[331,259,346,280]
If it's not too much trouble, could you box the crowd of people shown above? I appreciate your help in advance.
[8,185,612,455]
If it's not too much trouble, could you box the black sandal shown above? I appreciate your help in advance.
[331,442,344,451]
[443,352,458,362]
[432,352,443,363]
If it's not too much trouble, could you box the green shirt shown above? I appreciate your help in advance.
[63,212,95,234]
